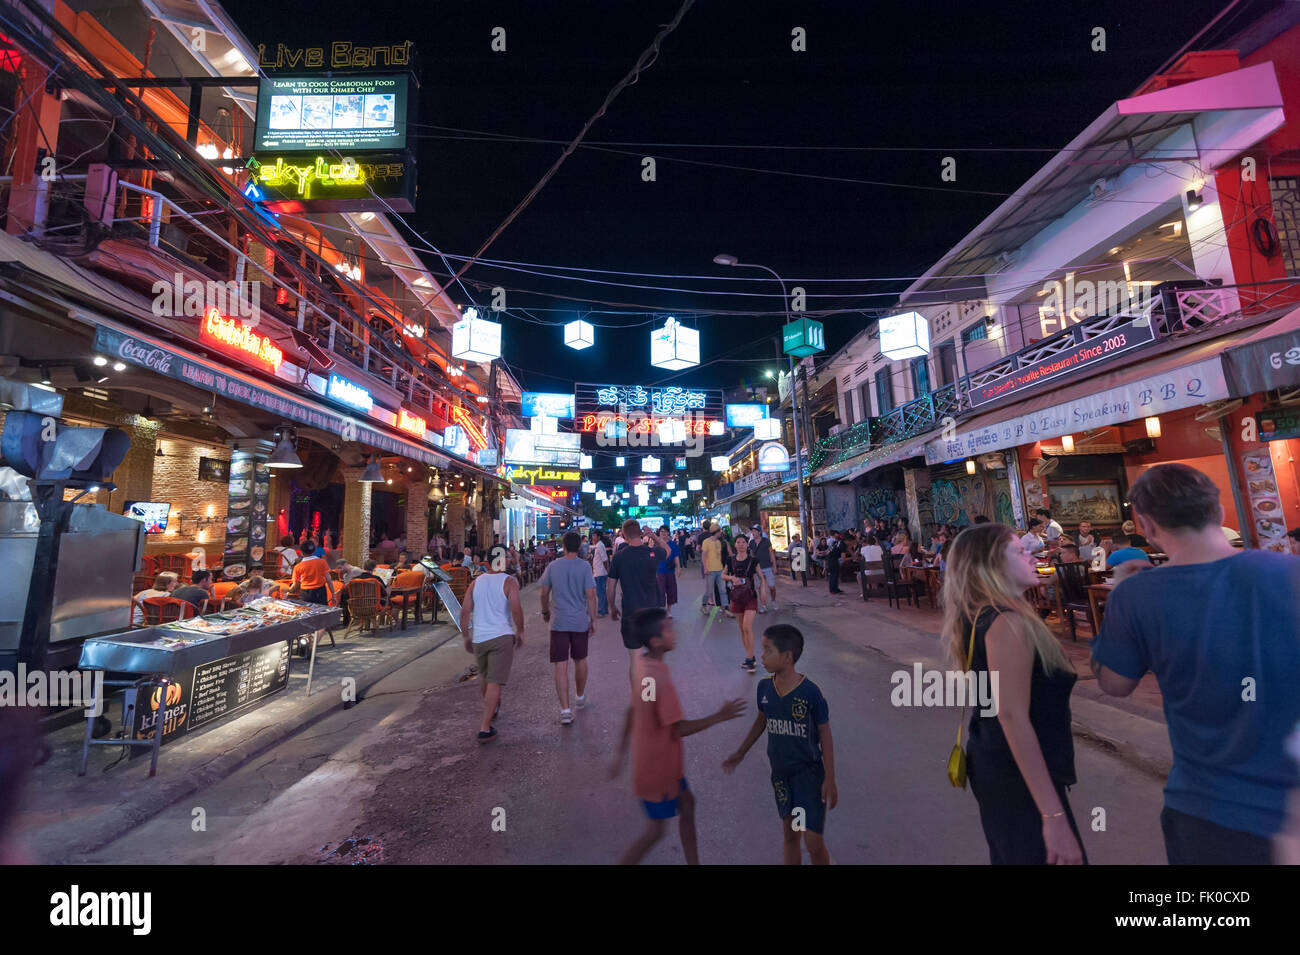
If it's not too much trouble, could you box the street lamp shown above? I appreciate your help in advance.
[713,253,810,545]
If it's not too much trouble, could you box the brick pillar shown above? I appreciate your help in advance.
[341,467,372,566]
[405,482,429,556]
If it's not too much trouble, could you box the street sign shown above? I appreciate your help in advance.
[783,317,825,357]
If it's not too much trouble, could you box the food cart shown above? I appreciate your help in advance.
[77,597,342,776]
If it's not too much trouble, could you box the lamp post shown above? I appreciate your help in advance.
[712,254,810,545]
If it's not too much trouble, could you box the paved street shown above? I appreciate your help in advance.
[85,571,1168,864]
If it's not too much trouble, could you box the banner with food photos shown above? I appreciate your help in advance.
[223,450,271,580]
[1241,447,1289,552]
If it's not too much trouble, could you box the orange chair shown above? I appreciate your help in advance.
[388,570,427,630]
[212,581,239,600]
[154,553,192,583]
[141,596,197,624]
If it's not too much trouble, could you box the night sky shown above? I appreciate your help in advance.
[223,0,1231,397]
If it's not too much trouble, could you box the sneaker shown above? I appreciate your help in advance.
[769,601,778,611]
[575,695,586,710]
[477,727,498,744]
[724,610,735,618]
[560,710,574,725]
[757,606,767,614]
[700,604,710,615]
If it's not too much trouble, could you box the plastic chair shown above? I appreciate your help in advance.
[141,596,197,624]
[154,553,192,583]
[388,570,427,630]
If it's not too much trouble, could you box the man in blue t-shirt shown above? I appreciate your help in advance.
[724,624,837,864]
[1092,463,1300,864]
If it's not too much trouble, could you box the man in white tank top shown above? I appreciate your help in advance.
[460,566,525,744]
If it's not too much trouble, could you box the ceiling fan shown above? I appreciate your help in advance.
[1194,398,1243,422]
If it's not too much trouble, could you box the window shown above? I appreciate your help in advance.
[962,322,988,344]
[1270,177,1300,276]
[911,357,931,397]
[858,382,873,422]
[936,340,958,385]
[875,367,893,414]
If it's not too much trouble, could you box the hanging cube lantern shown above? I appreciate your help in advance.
[753,417,782,441]
[451,307,502,362]
[616,456,626,467]
[658,418,686,444]
[688,479,703,491]
[649,316,699,371]
[564,319,595,350]
[642,456,661,473]
[581,480,596,493]
[782,317,826,357]
[708,420,725,435]
[580,454,593,470]
[666,481,676,490]
[879,311,931,360]
[711,455,729,471]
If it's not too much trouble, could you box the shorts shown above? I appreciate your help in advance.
[472,633,516,685]
[642,777,688,819]
[729,589,758,615]
[619,616,642,650]
[657,571,678,607]
[772,763,827,834]
[549,629,590,663]
[760,566,776,588]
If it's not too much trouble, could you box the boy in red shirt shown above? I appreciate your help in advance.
[610,607,745,864]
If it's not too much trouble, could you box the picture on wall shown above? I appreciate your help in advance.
[1048,481,1123,526]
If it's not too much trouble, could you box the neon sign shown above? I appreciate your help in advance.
[255,156,365,199]
[397,408,427,439]
[595,385,707,416]
[580,413,715,436]
[327,373,372,411]
[451,405,488,450]
[200,306,283,370]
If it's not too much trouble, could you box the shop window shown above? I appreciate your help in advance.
[1270,177,1300,277]
[875,367,893,414]
[911,357,931,397]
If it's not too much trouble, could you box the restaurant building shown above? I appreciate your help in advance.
[810,8,1300,548]
[0,0,533,592]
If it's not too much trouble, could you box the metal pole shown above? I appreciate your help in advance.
[745,263,810,546]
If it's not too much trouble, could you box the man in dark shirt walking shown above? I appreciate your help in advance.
[825,532,844,595]
[608,519,667,683]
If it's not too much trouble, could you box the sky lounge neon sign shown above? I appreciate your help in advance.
[200,306,283,370]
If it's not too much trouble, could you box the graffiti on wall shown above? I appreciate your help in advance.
[823,483,857,532]
[858,486,900,523]
[930,476,1008,527]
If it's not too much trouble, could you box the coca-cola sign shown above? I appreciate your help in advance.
[116,338,174,374]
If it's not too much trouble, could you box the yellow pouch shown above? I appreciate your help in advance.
[946,614,979,789]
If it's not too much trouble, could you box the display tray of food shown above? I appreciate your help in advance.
[80,601,342,675]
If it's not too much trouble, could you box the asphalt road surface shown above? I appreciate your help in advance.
[85,572,1168,864]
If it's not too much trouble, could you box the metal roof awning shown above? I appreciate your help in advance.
[901,62,1286,306]
[1221,304,1300,394]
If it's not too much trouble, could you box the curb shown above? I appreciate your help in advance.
[34,627,456,864]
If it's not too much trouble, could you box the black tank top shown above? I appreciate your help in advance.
[966,607,1077,785]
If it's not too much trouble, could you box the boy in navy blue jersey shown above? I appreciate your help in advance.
[724,624,837,864]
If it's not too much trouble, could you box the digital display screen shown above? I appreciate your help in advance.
[725,403,769,428]
[255,74,408,152]
[123,501,171,533]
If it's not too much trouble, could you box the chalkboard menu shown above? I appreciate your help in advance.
[131,641,291,750]
[190,641,291,730]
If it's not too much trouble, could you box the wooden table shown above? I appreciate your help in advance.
[1086,583,1112,631]
[901,565,941,609]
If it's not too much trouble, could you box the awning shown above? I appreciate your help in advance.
[923,322,1273,464]
[1220,304,1300,394]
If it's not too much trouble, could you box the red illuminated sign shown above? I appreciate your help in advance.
[451,405,488,450]
[579,413,715,435]
[200,307,283,371]
[397,407,427,438]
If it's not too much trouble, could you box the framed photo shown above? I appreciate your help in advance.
[1048,481,1123,526]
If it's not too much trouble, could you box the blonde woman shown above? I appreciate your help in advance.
[942,523,1085,865]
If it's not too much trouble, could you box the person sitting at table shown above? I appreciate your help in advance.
[891,532,910,556]
[340,558,389,625]
[1106,533,1151,571]
[172,569,213,613]
[235,576,268,606]
[1019,518,1046,555]
[1057,542,1083,564]
[132,572,178,624]
[902,541,928,569]
[462,546,474,568]
[937,540,952,572]
[1120,519,1151,549]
